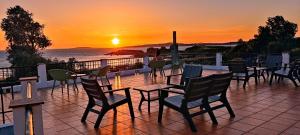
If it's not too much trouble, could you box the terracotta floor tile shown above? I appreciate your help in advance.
[269,117,297,126]
[227,122,256,132]
[1,70,300,135]
[209,127,244,135]
[248,113,275,121]
[249,127,281,135]
[283,127,300,135]
[238,117,266,127]
[259,122,291,132]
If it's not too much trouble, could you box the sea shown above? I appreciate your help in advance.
[0,45,192,67]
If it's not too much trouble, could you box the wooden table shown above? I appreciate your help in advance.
[71,73,87,91]
[248,66,267,82]
[133,84,173,113]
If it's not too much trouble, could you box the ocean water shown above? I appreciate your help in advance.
[0,46,192,67]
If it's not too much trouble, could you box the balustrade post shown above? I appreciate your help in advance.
[101,59,108,67]
[142,56,150,72]
[216,53,222,67]
[37,63,47,87]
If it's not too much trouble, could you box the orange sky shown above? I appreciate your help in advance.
[0,0,300,50]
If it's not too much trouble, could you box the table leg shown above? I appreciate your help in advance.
[257,70,261,80]
[263,70,266,81]
[148,91,150,113]
[11,85,14,100]
[0,89,5,124]
[73,79,79,92]
[138,91,145,111]
[254,69,258,84]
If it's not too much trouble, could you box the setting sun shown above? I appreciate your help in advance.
[112,37,120,45]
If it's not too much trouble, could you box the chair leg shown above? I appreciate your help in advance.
[203,103,218,125]
[51,80,56,95]
[94,109,108,128]
[81,103,94,122]
[183,110,197,132]
[61,81,64,94]
[289,77,299,87]
[128,100,135,120]
[222,98,235,117]
[66,81,70,96]
[243,78,248,88]
[158,100,164,123]
[269,74,274,85]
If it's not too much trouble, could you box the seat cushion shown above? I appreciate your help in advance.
[208,95,221,103]
[164,95,203,109]
[232,71,255,78]
[181,64,202,85]
[275,69,290,76]
[95,94,127,106]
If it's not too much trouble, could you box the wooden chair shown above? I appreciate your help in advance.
[263,54,282,76]
[206,72,235,118]
[148,60,166,77]
[269,64,299,87]
[158,76,216,132]
[170,60,184,75]
[89,66,111,85]
[48,69,75,95]
[159,72,234,132]
[80,78,135,128]
[228,59,257,88]
[166,64,203,89]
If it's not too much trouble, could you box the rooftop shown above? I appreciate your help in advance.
[1,69,300,135]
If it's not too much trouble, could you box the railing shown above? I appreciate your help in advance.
[45,57,145,80]
[178,53,216,65]
[0,66,38,83]
[46,60,101,73]
[106,57,144,72]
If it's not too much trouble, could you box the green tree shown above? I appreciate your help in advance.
[253,16,297,53]
[1,5,51,66]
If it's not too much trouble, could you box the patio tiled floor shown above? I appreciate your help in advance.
[1,69,300,135]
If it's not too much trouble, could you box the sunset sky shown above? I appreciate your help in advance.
[0,0,300,50]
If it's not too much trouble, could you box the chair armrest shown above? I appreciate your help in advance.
[165,74,183,78]
[166,74,182,85]
[99,84,113,88]
[161,88,185,95]
[168,84,185,90]
[103,87,130,93]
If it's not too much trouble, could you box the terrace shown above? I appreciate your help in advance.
[1,65,300,135]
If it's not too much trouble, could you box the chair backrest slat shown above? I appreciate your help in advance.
[185,76,212,101]
[265,54,282,69]
[48,69,71,81]
[180,64,203,85]
[228,59,247,73]
[209,72,233,96]
[81,78,108,104]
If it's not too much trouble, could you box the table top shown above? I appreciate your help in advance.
[71,73,87,77]
[133,84,174,92]
[247,66,267,71]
